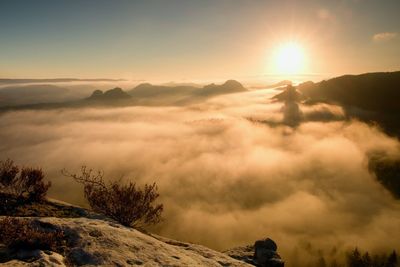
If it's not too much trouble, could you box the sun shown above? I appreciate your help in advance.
[273,42,305,75]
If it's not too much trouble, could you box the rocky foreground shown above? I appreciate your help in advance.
[0,199,284,266]
[1,216,250,266]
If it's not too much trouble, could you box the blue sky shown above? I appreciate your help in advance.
[1,0,399,81]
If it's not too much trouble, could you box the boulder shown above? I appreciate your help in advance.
[254,238,284,267]
[224,238,284,267]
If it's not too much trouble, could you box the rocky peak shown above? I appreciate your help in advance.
[223,79,245,89]
[87,87,130,101]
[272,85,305,103]
[89,89,103,98]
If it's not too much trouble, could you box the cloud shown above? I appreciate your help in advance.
[373,32,398,42]
[1,89,400,266]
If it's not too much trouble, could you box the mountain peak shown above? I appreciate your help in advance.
[87,87,130,101]
[272,85,305,102]
[201,80,246,94]
[133,83,153,90]
[90,89,103,98]
[223,79,242,88]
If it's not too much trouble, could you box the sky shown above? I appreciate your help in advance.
[0,0,399,82]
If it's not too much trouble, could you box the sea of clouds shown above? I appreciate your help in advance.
[1,88,399,266]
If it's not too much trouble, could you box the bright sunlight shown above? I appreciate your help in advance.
[273,42,306,75]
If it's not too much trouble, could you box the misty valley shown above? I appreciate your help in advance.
[1,72,400,267]
[3,0,400,265]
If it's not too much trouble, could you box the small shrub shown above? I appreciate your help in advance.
[63,167,163,227]
[0,159,51,202]
[0,159,19,187]
[0,217,64,251]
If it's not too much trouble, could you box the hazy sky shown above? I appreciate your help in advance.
[1,0,399,81]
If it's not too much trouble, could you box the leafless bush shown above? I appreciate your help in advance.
[0,159,51,202]
[0,217,65,251]
[63,167,163,227]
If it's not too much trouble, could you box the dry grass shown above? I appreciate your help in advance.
[0,192,88,218]
[0,217,65,251]
[0,159,51,202]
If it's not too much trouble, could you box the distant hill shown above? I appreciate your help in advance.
[87,87,131,101]
[126,80,247,105]
[199,80,246,96]
[129,80,246,97]
[0,84,77,107]
[272,85,305,102]
[297,71,400,112]
[0,80,247,112]
[297,71,400,136]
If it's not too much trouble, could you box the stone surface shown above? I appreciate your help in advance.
[0,216,253,266]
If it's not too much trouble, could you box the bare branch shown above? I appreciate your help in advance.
[63,167,163,228]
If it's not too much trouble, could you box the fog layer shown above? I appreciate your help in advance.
[1,88,399,266]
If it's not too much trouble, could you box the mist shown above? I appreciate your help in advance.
[1,88,399,266]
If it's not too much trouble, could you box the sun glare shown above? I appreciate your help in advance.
[274,42,305,75]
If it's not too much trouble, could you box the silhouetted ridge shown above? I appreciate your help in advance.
[199,80,246,95]
[297,71,400,136]
[0,80,247,110]
[297,71,400,112]
[223,79,244,89]
[128,80,247,99]
[272,85,305,102]
[134,83,153,90]
[103,87,130,98]
[87,87,131,101]
[89,89,103,99]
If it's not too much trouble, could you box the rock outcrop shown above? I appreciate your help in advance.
[272,85,305,103]
[254,238,284,267]
[272,85,304,127]
[0,216,253,266]
[1,198,284,266]
[225,238,284,267]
